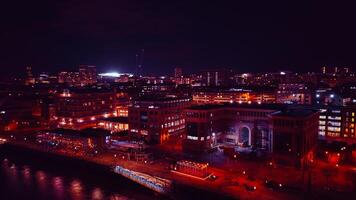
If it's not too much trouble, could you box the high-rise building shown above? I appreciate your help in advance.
[174,67,183,78]
[201,69,232,87]
[25,66,35,85]
[341,106,356,139]
[321,66,351,75]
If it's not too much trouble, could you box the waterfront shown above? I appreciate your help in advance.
[0,146,156,200]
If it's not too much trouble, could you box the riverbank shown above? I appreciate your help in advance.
[0,143,235,200]
[0,144,157,200]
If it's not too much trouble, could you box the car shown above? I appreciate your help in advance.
[265,179,283,190]
[244,184,257,191]
[208,174,218,181]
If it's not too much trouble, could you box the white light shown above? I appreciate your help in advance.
[99,72,121,77]
[316,94,320,98]
[99,72,134,78]
[330,94,335,98]
[280,71,286,75]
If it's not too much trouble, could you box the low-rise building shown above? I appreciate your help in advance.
[271,109,319,167]
[55,88,116,129]
[97,117,129,133]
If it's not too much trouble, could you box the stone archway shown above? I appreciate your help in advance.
[238,126,251,146]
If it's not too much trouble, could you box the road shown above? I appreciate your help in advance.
[1,132,355,199]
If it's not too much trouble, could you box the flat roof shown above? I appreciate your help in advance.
[47,128,110,137]
[100,117,128,123]
[271,109,318,118]
[135,95,190,102]
[186,103,289,111]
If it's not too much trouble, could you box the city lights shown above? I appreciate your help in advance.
[0,3,355,199]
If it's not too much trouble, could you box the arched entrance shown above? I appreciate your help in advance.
[238,126,251,146]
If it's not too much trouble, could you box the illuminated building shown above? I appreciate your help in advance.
[174,67,183,78]
[318,106,342,139]
[79,65,97,85]
[271,109,319,167]
[192,89,275,105]
[172,160,209,178]
[128,95,191,144]
[58,71,80,86]
[115,92,130,117]
[321,66,350,75]
[97,117,129,133]
[56,88,116,129]
[36,128,110,152]
[341,106,356,139]
[37,72,50,84]
[116,106,128,117]
[25,66,35,85]
[184,104,228,152]
[314,89,346,106]
[276,83,312,104]
[174,67,183,85]
[183,103,319,164]
[201,69,232,87]
[183,104,283,153]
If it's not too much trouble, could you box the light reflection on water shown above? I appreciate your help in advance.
[70,179,84,200]
[92,187,103,200]
[0,156,153,200]
[22,165,31,185]
[36,170,47,191]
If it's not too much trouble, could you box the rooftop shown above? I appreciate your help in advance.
[271,109,318,118]
[46,128,110,138]
[187,103,289,111]
[135,95,190,102]
[100,117,128,123]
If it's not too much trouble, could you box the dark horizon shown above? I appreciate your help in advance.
[1,1,355,76]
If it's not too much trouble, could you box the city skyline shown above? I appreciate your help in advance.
[1,1,356,200]
[1,1,356,76]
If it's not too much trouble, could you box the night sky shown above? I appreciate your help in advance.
[1,0,355,76]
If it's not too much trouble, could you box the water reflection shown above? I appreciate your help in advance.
[0,154,154,200]
[22,165,31,185]
[110,194,130,200]
[36,170,47,191]
[92,187,104,200]
[53,176,64,199]
[70,179,84,200]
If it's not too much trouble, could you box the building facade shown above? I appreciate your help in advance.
[183,104,286,153]
[271,109,319,167]
[128,95,191,144]
[56,88,116,129]
[276,83,312,104]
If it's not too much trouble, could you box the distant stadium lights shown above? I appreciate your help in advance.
[99,72,134,78]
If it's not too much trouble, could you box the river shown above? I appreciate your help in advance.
[0,145,158,200]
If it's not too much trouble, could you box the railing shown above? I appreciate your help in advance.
[113,166,172,194]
